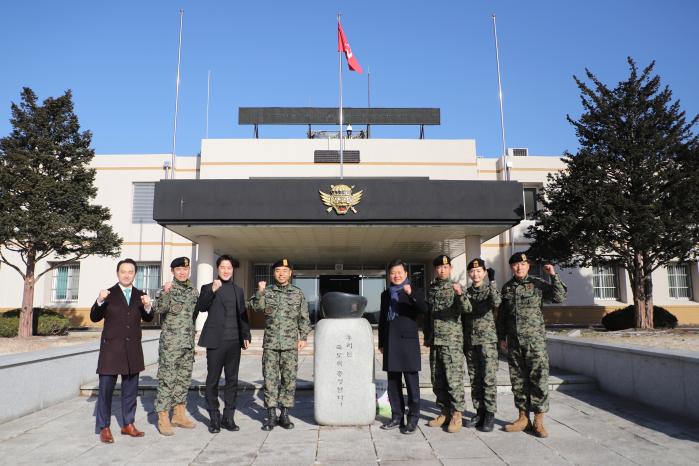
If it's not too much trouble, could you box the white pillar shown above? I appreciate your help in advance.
[464,235,482,285]
[195,235,215,330]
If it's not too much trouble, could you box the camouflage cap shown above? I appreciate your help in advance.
[508,252,529,265]
[272,258,293,269]
[432,254,451,267]
[467,258,486,271]
[170,256,190,268]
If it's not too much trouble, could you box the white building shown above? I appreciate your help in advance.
[1,107,697,327]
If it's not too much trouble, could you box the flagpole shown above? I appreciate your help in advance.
[367,68,371,138]
[492,13,514,256]
[171,8,184,179]
[338,14,344,179]
[205,70,211,139]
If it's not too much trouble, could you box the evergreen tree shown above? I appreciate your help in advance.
[0,88,122,337]
[526,58,699,329]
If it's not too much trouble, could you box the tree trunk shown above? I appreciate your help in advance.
[643,271,654,329]
[632,252,651,329]
[18,250,36,338]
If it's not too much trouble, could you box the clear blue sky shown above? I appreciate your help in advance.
[1,0,697,158]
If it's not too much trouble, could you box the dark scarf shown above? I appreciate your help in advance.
[388,278,409,321]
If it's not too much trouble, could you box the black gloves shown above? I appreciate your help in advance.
[487,268,496,282]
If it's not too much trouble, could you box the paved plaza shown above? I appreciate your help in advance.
[1,350,698,465]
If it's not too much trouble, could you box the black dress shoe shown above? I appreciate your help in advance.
[221,415,240,431]
[402,418,418,434]
[464,408,483,428]
[477,411,495,432]
[380,416,403,430]
[208,410,221,434]
[262,408,277,431]
[278,407,295,430]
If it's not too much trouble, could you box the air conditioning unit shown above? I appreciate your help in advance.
[507,148,529,157]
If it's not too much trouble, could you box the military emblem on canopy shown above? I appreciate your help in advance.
[319,184,363,215]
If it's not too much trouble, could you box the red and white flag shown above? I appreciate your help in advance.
[337,20,363,73]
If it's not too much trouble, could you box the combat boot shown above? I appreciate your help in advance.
[504,410,530,432]
[427,409,450,427]
[157,411,174,436]
[172,404,195,429]
[533,412,548,438]
[478,411,495,432]
[278,407,295,430]
[262,408,277,431]
[447,411,462,433]
[208,410,221,434]
[464,407,483,428]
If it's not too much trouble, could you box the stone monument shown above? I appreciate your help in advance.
[314,292,376,425]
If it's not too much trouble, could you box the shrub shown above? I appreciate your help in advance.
[0,308,70,337]
[601,305,678,331]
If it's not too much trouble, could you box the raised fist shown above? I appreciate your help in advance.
[162,281,172,294]
[212,279,222,292]
[258,281,267,294]
[403,284,412,296]
[141,294,151,307]
[98,289,110,301]
[453,283,462,295]
[543,264,556,276]
[487,268,496,282]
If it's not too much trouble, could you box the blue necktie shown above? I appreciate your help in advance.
[124,288,131,304]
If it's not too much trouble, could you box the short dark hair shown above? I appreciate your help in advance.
[116,258,138,273]
[387,259,408,273]
[216,255,239,268]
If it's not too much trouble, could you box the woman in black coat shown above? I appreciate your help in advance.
[378,259,427,434]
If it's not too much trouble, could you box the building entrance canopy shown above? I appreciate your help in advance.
[153,177,524,263]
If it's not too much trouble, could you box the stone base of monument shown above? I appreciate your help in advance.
[314,318,376,426]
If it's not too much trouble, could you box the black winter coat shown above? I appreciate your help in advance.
[196,281,251,349]
[378,288,427,372]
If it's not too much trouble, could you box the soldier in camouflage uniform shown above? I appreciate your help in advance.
[154,257,199,436]
[249,258,311,431]
[425,255,472,433]
[464,258,501,432]
[497,252,567,438]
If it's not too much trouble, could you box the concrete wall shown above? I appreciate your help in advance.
[0,331,160,423]
[547,335,699,421]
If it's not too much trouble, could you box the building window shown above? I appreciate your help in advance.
[253,264,272,293]
[593,265,619,300]
[135,263,161,297]
[52,263,80,302]
[668,263,692,299]
[132,182,156,224]
[523,187,538,220]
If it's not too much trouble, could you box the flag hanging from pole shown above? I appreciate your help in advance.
[338,19,363,73]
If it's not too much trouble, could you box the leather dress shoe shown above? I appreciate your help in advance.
[99,427,114,443]
[120,423,145,437]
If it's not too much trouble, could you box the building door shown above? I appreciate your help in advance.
[319,275,360,296]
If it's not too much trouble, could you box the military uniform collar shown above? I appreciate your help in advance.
[272,282,292,291]
[469,282,485,291]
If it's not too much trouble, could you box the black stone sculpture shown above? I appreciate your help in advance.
[320,292,367,319]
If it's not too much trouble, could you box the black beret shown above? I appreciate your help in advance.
[170,257,190,268]
[272,258,293,269]
[509,252,530,265]
[432,255,451,267]
[467,258,486,271]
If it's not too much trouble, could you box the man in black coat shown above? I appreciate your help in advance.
[90,258,155,443]
[196,255,251,433]
[378,259,427,434]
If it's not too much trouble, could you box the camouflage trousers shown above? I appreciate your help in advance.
[262,348,299,408]
[507,339,549,413]
[430,345,466,412]
[465,342,499,413]
[155,345,195,412]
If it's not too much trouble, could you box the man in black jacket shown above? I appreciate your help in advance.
[196,255,251,433]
